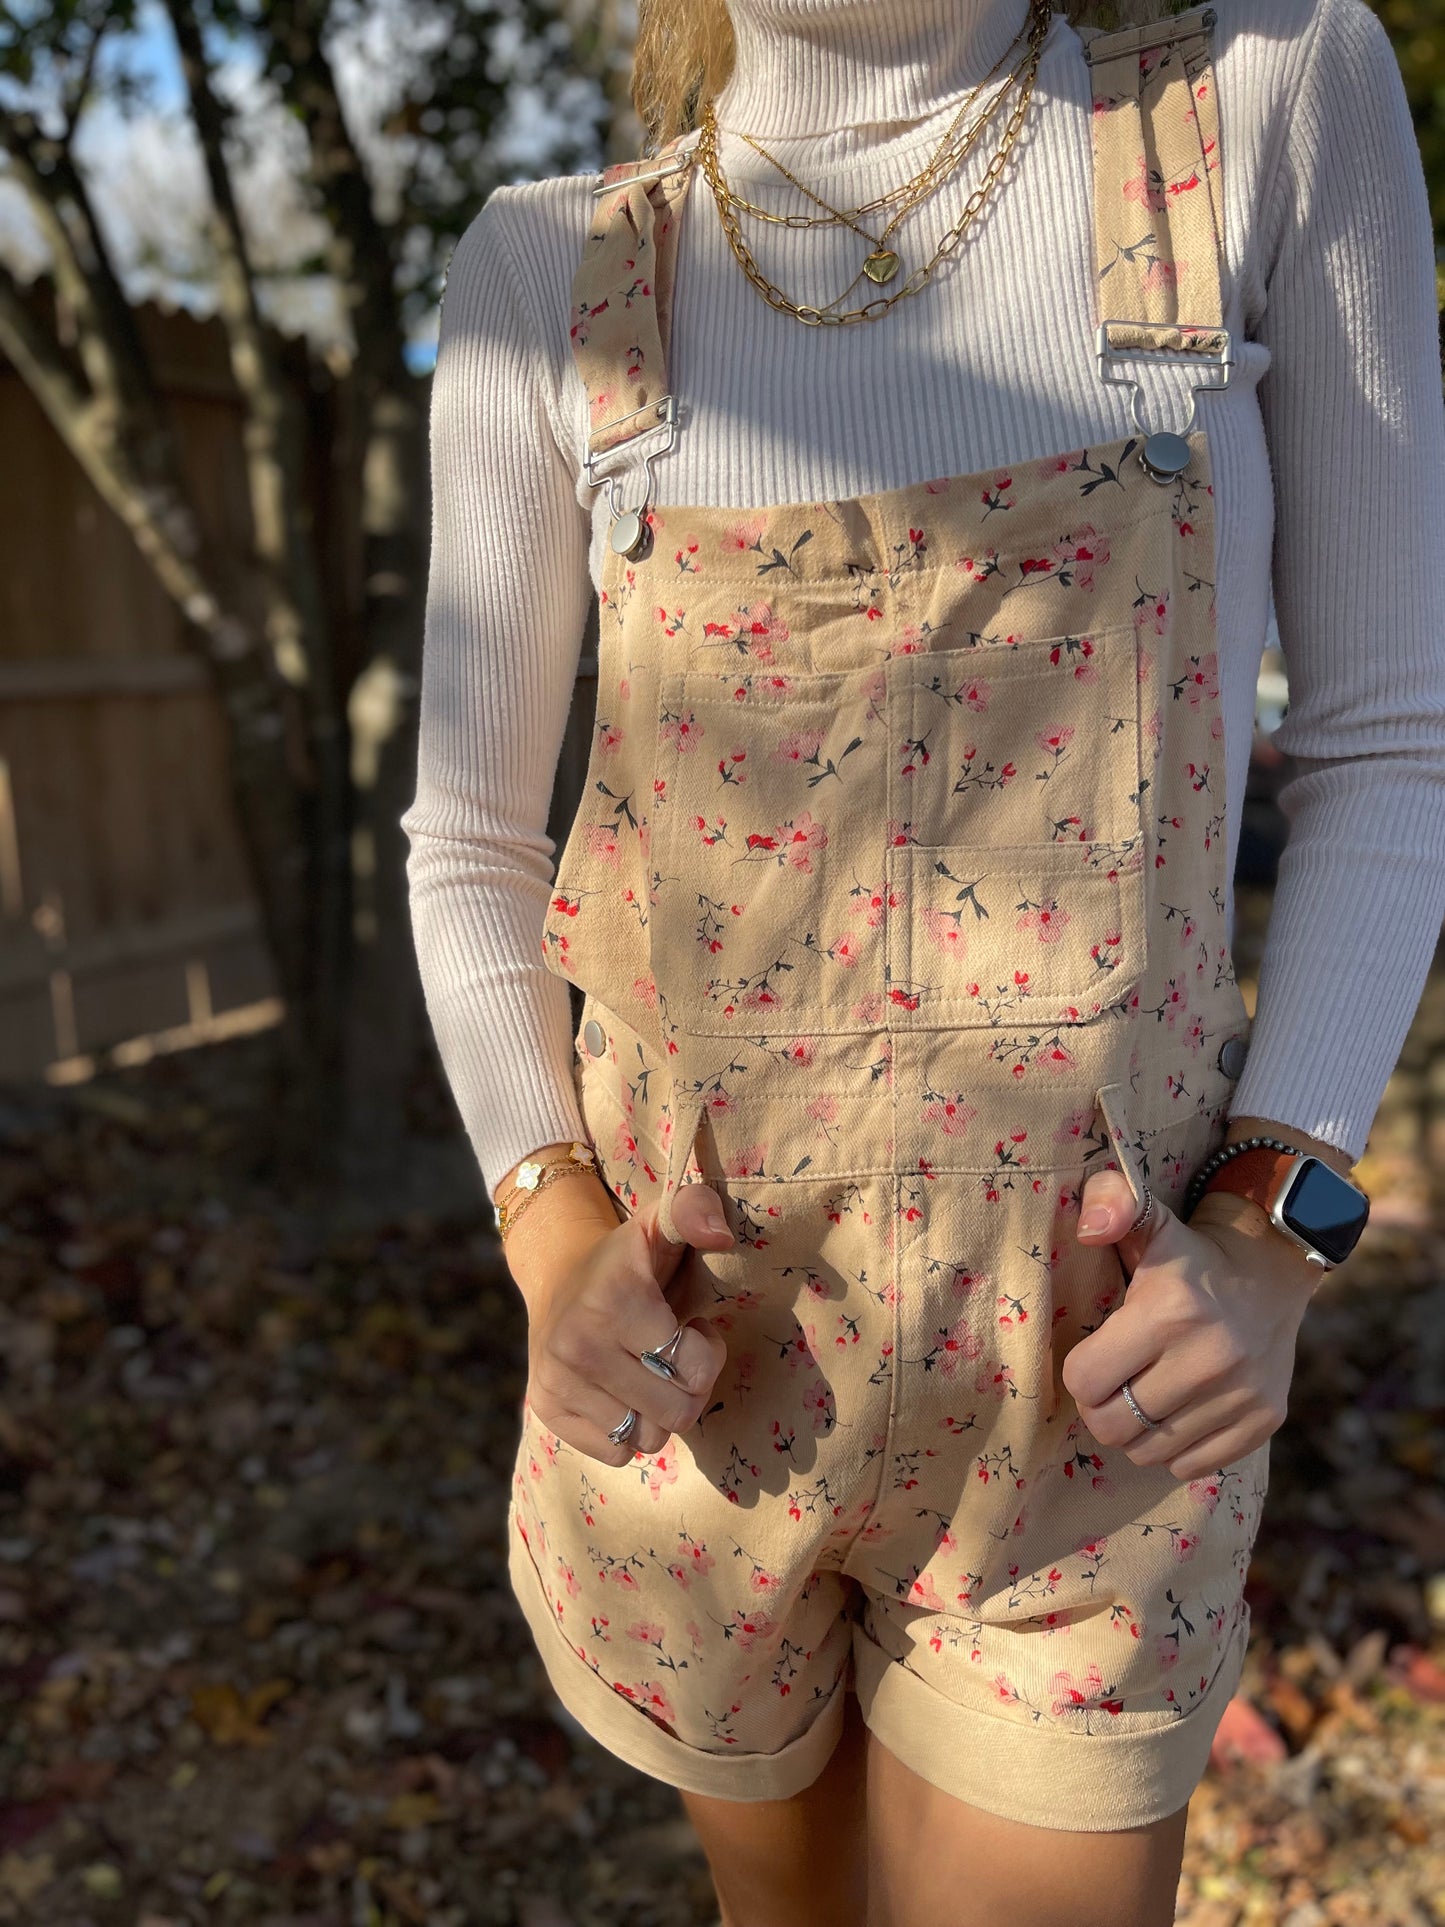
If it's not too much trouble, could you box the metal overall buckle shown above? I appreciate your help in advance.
[1096,320,1234,484]
[589,153,696,197]
[583,394,678,560]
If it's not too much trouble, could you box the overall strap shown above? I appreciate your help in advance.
[1079,1,1226,361]
[569,135,698,469]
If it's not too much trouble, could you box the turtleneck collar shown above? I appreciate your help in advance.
[710,0,1045,145]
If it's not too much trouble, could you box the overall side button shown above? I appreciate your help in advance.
[1217,1036,1248,1080]
[583,1018,607,1057]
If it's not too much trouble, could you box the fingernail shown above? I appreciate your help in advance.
[703,1205,729,1235]
[1079,1206,1110,1233]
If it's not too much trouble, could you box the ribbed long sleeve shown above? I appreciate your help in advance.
[402,0,1445,1202]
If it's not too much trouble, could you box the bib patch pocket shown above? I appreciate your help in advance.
[886,839,1148,1029]
[898,622,1144,853]
[649,665,893,1035]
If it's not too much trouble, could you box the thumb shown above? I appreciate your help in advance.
[638,1177,736,1283]
[1076,1166,1170,1277]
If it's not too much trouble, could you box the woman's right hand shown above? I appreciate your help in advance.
[520,1179,736,1467]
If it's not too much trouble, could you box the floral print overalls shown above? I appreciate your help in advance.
[508,0,1270,1832]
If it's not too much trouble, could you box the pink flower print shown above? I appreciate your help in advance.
[557,1560,581,1599]
[894,626,928,655]
[1183,651,1220,706]
[851,990,887,1026]
[784,1037,816,1066]
[774,728,825,767]
[723,517,767,554]
[618,1680,677,1727]
[957,549,1000,582]
[679,1537,716,1581]
[935,1319,984,1378]
[674,535,701,572]
[738,601,788,660]
[854,884,888,930]
[1018,554,1056,581]
[724,1143,767,1179]
[1122,156,1167,213]
[597,719,623,753]
[1173,1530,1202,1563]
[977,1360,1022,1400]
[956,676,991,712]
[660,708,704,753]
[750,1567,783,1597]
[586,823,620,865]
[1141,258,1181,296]
[725,1608,775,1653]
[628,1620,666,1645]
[1188,1474,1223,1512]
[1159,978,1188,1026]
[1017,897,1070,943]
[1039,450,1086,477]
[908,1571,948,1611]
[1050,1662,1124,1720]
[803,1378,834,1431]
[1053,526,1108,590]
[920,907,967,956]
[643,1447,681,1498]
[923,1091,978,1137]
[1036,723,1075,759]
[781,810,828,872]
[1137,592,1171,639]
[1156,1633,1181,1673]
[808,1093,839,1127]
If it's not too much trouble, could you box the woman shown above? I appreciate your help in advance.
[402,0,1445,1919]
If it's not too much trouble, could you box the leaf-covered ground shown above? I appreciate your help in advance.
[1,884,1443,1926]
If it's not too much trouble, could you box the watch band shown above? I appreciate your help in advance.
[1194,1143,1302,1217]
[1181,1131,1310,1222]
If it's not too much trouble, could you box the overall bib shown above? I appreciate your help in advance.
[508,1,1270,1831]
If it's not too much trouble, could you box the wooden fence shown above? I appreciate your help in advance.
[0,289,598,1085]
[0,297,307,1081]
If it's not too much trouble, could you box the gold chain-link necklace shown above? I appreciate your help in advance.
[733,62,1026,316]
[696,0,1053,327]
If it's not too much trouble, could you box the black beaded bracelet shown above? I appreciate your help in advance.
[1180,1133,1307,1223]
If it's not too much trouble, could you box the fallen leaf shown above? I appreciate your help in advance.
[190,1678,293,1746]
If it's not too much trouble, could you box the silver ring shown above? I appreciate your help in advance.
[1128,1182,1155,1234]
[607,1406,639,1445]
[640,1322,687,1382]
[1119,1378,1162,1431]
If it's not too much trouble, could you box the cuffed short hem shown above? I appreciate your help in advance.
[851,1604,1251,1833]
[507,1512,850,1801]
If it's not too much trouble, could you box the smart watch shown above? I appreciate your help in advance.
[1181,1139,1370,1269]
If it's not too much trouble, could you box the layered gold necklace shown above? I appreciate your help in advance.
[695,0,1054,327]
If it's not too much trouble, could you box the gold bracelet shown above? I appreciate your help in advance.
[494,1141,598,1240]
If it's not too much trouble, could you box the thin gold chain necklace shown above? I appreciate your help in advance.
[718,11,1034,239]
[731,62,1027,313]
[695,0,1053,327]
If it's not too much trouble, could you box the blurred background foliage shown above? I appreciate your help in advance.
[1372,0,1445,305]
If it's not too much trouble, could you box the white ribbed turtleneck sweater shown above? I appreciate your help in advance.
[402,0,1445,1203]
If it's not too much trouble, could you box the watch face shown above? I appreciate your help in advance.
[1279,1158,1370,1266]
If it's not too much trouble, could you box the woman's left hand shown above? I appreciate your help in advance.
[1060,1168,1325,1482]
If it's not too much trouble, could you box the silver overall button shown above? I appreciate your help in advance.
[1218,1036,1248,1080]
[582,1018,607,1057]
